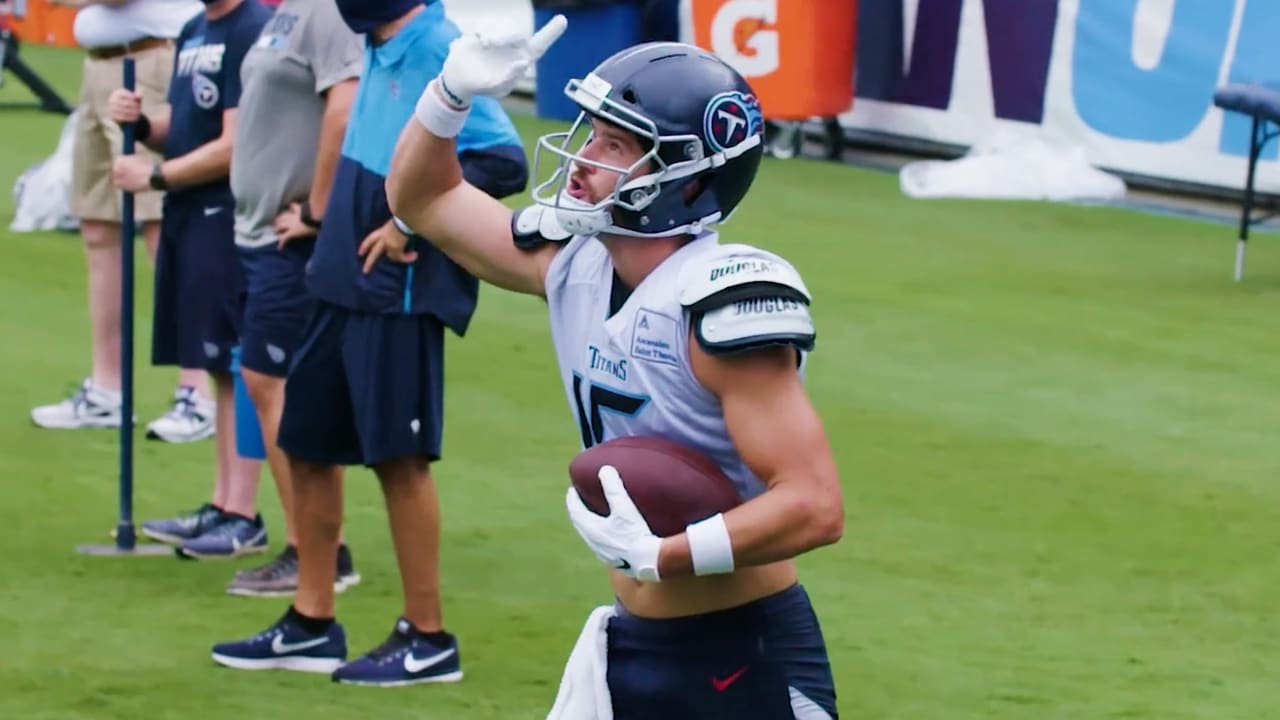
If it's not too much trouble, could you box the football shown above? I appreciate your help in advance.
[569,436,742,537]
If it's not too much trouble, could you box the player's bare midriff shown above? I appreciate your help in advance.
[610,559,799,619]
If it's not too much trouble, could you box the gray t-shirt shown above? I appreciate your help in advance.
[231,0,363,248]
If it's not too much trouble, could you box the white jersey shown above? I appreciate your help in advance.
[544,232,813,502]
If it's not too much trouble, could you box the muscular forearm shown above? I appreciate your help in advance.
[307,97,350,217]
[386,86,465,232]
[385,81,540,296]
[138,107,171,152]
[657,479,843,578]
[161,137,233,188]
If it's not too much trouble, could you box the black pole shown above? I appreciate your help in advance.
[115,57,137,550]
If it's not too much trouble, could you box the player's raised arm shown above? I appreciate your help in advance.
[386,15,569,298]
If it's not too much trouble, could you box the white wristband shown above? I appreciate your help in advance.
[686,513,734,576]
[414,79,471,139]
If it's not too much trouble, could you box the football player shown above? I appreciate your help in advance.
[382,17,844,719]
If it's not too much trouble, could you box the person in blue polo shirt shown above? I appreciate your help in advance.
[209,0,528,686]
[107,0,273,553]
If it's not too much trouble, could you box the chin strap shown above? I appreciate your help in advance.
[545,191,724,239]
[552,192,613,237]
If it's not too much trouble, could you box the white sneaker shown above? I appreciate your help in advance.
[145,386,216,443]
[31,378,124,429]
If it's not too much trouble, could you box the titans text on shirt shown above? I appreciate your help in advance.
[165,0,273,204]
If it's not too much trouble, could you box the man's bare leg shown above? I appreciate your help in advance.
[290,456,344,619]
[375,456,443,632]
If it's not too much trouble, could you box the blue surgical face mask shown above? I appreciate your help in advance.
[334,0,424,34]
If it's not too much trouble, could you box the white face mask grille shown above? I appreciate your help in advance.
[530,72,760,238]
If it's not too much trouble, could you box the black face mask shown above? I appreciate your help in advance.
[335,0,424,34]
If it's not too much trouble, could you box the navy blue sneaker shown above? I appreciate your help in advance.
[331,618,462,686]
[177,513,268,559]
[211,611,346,673]
[140,503,225,545]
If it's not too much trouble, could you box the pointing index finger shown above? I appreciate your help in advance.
[528,14,567,59]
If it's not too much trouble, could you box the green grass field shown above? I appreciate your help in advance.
[0,45,1277,719]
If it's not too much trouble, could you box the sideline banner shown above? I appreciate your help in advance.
[685,0,1280,194]
[15,0,1280,193]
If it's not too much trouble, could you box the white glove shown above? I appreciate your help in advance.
[565,465,662,582]
[439,13,568,107]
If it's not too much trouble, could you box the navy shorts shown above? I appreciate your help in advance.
[152,198,243,373]
[277,301,446,467]
[606,584,838,719]
[237,239,315,377]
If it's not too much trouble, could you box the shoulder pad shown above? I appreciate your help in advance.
[680,250,815,356]
[511,205,573,251]
[678,251,812,311]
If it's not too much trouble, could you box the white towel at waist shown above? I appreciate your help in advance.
[545,605,616,720]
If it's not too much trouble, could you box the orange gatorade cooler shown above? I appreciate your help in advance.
[8,0,76,48]
[689,0,857,120]
[42,4,77,48]
[7,0,48,45]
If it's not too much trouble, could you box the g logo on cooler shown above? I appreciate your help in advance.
[709,0,779,76]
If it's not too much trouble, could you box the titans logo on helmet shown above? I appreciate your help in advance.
[703,91,764,153]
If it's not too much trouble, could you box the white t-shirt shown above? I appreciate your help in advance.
[73,0,203,49]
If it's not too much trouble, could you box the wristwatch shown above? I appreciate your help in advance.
[300,199,323,230]
[148,162,167,191]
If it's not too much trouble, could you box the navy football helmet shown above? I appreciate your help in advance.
[532,42,766,238]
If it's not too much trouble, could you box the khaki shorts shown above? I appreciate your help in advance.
[70,44,174,223]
